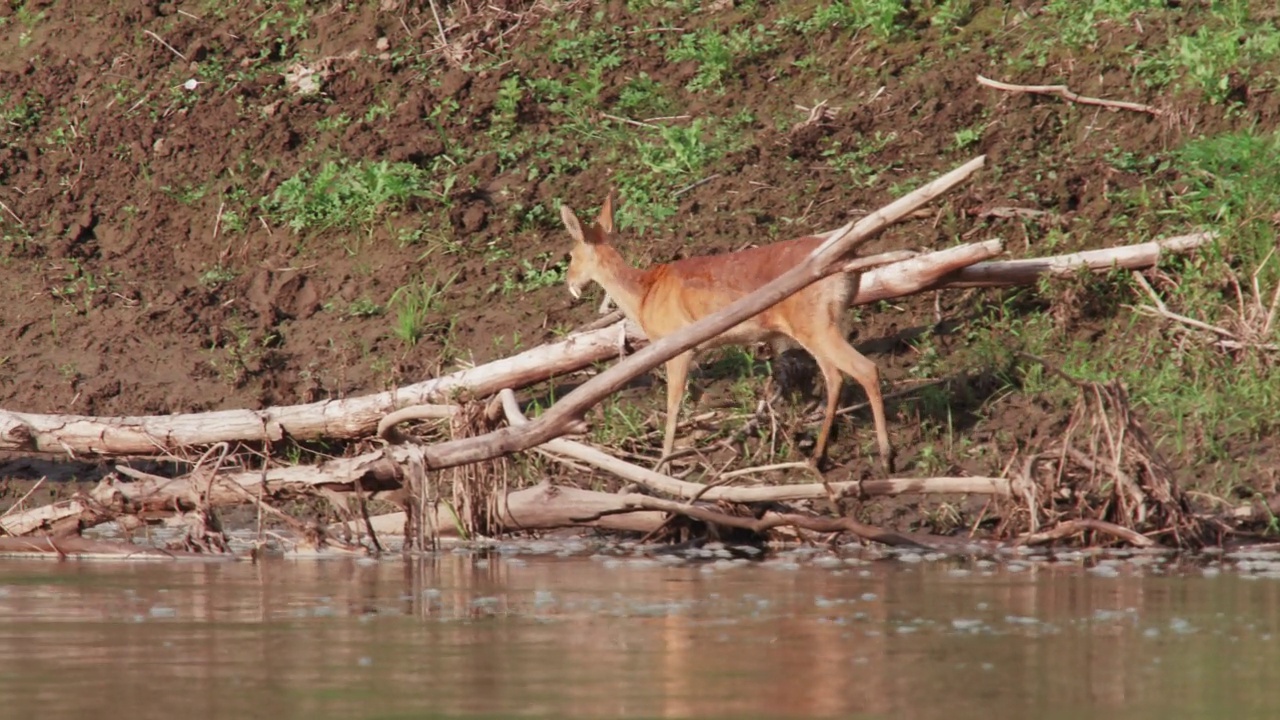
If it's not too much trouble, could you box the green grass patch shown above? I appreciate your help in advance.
[0,91,45,138]
[1136,1,1280,104]
[666,25,778,92]
[780,1,909,39]
[488,252,568,296]
[265,159,454,233]
[820,131,900,187]
[1043,0,1168,49]
[961,127,1280,470]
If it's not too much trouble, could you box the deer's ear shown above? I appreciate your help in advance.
[560,204,586,243]
[596,191,615,235]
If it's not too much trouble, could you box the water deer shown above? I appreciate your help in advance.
[559,192,894,473]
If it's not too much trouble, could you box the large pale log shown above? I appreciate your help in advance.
[336,484,670,536]
[849,238,1003,303]
[0,321,646,456]
[0,536,220,559]
[495,482,668,534]
[101,456,408,510]
[847,231,1213,302]
[106,464,666,535]
[935,231,1215,288]
[0,497,97,536]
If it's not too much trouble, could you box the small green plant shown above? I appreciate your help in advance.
[616,73,673,118]
[953,123,984,151]
[49,259,116,313]
[253,0,311,42]
[494,75,523,125]
[666,25,776,92]
[821,131,898,187]
[43,124,72,148]
[544,21,614,65]
[209,319,282,386]
[928,0,973,30]
[1171,18,1280,104]
[1,91,45,138]
[266,159,445,232]
[315,113,352,132]
[198,265,237,287]
[162,182,208,206]
[510,202,553,231]
[347,296,384,318]
[15,1,47,47]
[389,272,458,346]
[490,253,568,295]
[220,209,247,234]
[592,396,650,446]
[795,0,909,39]
[637,120,713,176]
[1044,0,1167,48]
[425,98,463,157]
[363,100,393,123]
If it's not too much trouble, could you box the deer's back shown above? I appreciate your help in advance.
[634,235,852,344]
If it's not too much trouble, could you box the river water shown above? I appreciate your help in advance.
[1,545,1277,719]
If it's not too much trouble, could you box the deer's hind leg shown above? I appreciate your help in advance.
[792,318,894,474]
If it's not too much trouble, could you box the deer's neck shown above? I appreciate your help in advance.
[592,244,650,324]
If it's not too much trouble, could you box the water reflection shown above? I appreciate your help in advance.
[0,551,1277,719]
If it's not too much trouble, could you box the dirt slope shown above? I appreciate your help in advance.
[2,1,1278,512]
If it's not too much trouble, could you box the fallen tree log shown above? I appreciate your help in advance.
[557,231,1213,350]
[0,320,647,456]
[4,385,1006,541]
[0,536,223,559]
[322,480,674,536]
[102,466,667,537]
[935,231,1214,288]
[1,446,673,539]
[0,497,99,537]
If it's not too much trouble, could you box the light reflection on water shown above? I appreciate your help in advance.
[0,551,1278,719]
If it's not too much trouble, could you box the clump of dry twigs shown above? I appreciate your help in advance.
[1002,355,1225,549]
[1132,253,1280,358]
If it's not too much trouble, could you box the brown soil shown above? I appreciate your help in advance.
[1,2,1275,529]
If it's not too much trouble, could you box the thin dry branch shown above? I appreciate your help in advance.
[376,403,459,443]
[1131,271,1240,339]
[977,74,1162,116]
[612,493,952,550]
[1018,519,1159,548]
[143,29,187,61]
[497,389,1010,502]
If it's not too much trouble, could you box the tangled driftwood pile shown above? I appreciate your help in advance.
[0,156,1257,559]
